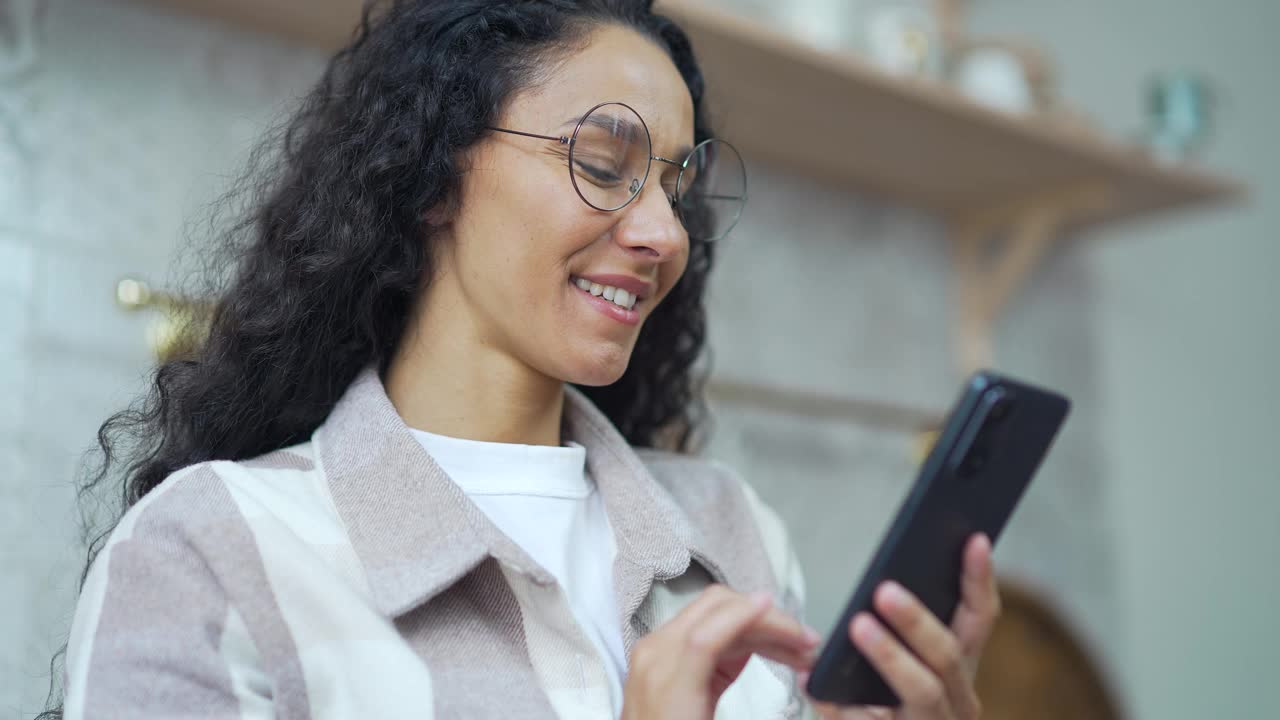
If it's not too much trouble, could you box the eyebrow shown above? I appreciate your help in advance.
[559,114,694,160]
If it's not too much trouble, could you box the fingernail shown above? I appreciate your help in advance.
[880,581,907,610]
[853,613,882,644]
[803,626,822,644]
[751,590,773,608]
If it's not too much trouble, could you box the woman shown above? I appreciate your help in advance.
[48,1,1000,718]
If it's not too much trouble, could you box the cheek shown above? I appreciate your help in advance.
[472,171,580,278]
[505,198,614,316]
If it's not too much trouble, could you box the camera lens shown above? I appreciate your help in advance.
[986,389,1014,423]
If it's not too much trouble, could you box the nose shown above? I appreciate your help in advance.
[612,180,688,261]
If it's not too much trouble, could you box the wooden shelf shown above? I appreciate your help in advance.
[142,0,1243,230]
[706,376,943,433]
[143,0,361,50]
[657,1,1242,229]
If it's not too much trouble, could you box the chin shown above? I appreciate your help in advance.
[565,363,628,388]
[563,345,633,387]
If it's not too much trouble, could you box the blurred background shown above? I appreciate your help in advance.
[1,0,1276,717]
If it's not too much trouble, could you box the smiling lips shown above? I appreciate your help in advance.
[572,276,638,310]
[570,272,650,324]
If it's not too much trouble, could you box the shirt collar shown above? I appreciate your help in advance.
[312,365,701,618]
[408,426,591,499]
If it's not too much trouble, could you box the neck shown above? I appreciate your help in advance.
[384,297,566,449]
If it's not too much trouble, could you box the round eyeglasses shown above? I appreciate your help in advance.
[488,101,747,242]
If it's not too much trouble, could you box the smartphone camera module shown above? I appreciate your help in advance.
[986,388,1016,423]
[950,387,1014,479]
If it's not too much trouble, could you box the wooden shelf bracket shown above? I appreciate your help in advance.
[950,181,1112,375]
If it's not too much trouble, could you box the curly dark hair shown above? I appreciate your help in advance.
[37,0,719,715]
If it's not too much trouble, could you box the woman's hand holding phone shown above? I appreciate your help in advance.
[618,533,999,720]
[799,534,1001,720]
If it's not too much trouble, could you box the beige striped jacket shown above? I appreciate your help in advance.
[63,366,810,718]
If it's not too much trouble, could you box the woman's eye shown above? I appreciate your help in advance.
[572,158,623,185]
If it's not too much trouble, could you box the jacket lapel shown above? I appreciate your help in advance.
[314,366,554,618]
[314,366,748,642]
[560,385,702,650]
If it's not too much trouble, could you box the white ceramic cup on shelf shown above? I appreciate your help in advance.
[953,47,1035,114]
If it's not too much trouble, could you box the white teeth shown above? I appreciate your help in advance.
[572,276,638,310]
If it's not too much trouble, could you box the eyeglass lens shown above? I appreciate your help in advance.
[569,103,746,241]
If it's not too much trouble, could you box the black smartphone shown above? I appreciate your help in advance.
[804,370,1071,706]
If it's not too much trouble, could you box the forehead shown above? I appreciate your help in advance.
[509,24,695,150]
